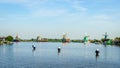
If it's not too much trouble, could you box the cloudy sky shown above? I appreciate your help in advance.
[0,0,120,39]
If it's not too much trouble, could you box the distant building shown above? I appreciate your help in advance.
[41,38,48,42]
[104,32,108,40]
[103,32,109,45]
[0,37,6,41]
[36,35,48,42]
[66,38,70,42]
[62,33,70,43]
[14,34,20,42]
[36,35,42,42]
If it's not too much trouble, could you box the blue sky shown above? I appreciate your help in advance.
[0,0,120,39]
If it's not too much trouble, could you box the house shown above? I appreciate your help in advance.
[0,37,6,41]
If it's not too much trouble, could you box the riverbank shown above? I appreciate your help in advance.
[1,35,120,46]
[0,41,13,45]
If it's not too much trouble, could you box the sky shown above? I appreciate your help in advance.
[0,0,120,39]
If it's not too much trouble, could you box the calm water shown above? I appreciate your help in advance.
[0,42,120,68]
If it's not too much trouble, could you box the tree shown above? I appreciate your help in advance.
[114,37,120,46]
[5,35,14,42]
[115,37,120,41]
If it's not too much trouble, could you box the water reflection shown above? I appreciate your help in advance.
[14,42,19,46]
[32,48,36,52]
[95,54,99,62]
[62,43,68,46]
[32,45,36,57]
[104,46,107,59]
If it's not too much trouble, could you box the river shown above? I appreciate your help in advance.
[0,42,120,68]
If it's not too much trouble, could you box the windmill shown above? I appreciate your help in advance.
[103,32,109,45]
[83,32,90,45]
[37,35,42,42]
[62,33,67,42]
[14,34,19,42]
[103,32,108,40]
[62,33,70,43]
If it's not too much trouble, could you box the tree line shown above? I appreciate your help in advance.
[1,35,120,46]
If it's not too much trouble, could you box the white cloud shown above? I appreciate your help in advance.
[72,5,87,12]
[0,0,48,8]
[0,0,87,11]
[65,0,84,3]
[32,9,67,17]
[64,0,87,12]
